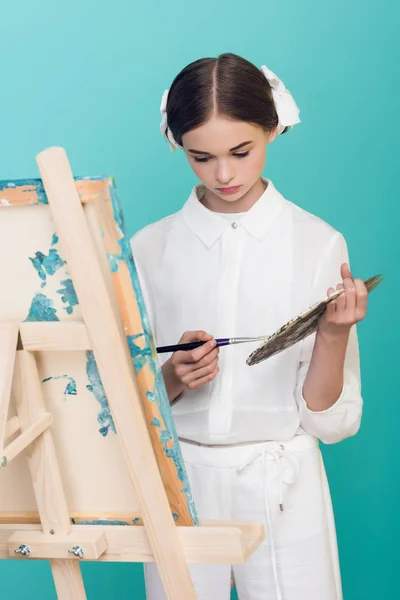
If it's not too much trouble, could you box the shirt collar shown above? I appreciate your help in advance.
[180,179,286,248]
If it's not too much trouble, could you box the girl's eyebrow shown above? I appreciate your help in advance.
[230,140,253,151]
[188,141,253,155]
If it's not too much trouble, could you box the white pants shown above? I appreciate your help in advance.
[144,434,342,600]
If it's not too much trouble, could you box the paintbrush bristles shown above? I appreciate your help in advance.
[364,274,383,293]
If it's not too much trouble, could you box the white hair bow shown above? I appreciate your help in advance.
[160,89,181,151]
[260,65,301,135]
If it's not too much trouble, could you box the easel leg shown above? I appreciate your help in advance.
[12,350,87,599]
[37,146,197,599]
[51,560,87,599]
[0,323,19,453]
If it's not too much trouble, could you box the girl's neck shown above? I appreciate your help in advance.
[201,178,267,214]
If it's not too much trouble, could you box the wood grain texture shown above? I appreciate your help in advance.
[1,412,51,465]
[20,322,91,351]
[7,530,107,560]
[1,521,265,564]
[5,416,20,441]
[0,323,18,453]
[0,511,144,526]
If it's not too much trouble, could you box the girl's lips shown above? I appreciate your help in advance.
[216,185,242,195]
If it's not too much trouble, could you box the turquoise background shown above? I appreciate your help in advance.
[0,1,397,598]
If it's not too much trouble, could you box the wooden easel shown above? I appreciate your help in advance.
[0,148,265,599]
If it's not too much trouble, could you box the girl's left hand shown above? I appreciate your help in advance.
[319,263,368,336]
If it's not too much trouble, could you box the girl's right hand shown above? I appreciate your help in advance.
[162,330,219,403]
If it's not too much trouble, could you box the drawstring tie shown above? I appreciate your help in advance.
[237,444,299,600]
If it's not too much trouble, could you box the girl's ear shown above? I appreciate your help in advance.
[267,126,279,144]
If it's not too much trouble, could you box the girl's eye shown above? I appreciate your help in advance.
[193,151,249,163]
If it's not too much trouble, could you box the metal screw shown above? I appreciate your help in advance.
[14,544,30,557]
[49,529,55,535]
[68,545,84,559]
[0,456,7,467]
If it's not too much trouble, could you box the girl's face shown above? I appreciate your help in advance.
[182,114,277,210]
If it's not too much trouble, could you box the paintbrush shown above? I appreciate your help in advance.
[156,336,264,354]
[156,274,383,357]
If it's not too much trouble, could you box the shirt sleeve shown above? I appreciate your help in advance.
[295,232,363,444]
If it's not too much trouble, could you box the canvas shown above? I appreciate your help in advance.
[0,175,197,527]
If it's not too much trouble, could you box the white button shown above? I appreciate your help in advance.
[231,222,238,229]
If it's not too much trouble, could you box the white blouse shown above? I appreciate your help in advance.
[130,180,363,445]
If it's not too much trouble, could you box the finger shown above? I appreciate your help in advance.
[174,338,217,365]
[341,262,353,281]
[182,358,219,385]
[325,287,337,316]
[335,282,346,312]
[174,360,196,378]
[343,274,356,314]
[188,338,218,363]
[174,347,219,377]
[187,366,220,390]
[192,347,220,369]
[180,330,213,344]
[354,278,368,319]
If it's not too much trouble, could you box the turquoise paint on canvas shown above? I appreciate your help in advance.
[85,350,117,438]
[0,1,398,599]
[29,248,65,285]
[57,278,79,314]
[43,375,77,399]
[25,293,59,322]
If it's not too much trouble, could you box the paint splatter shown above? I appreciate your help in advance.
[71,516,145,526]
[127,334,152,372]
[160,430,172,444]
[29,248,66,285]
[43,375,77,400]
[0,179,47,205]
[107,253,119,273]
[57,279,79,315]
[0,175,112,207]
[85,351,116,437]
[25,293,59,322]
[151,418,161,427]
[72,518,130,526]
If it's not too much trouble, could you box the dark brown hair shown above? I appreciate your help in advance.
[166,53,286,147]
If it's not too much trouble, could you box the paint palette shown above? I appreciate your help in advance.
[246,274,383,366]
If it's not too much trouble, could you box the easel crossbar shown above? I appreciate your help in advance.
[0,521,265,564]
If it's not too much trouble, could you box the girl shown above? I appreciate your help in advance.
[131,53,367,600]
